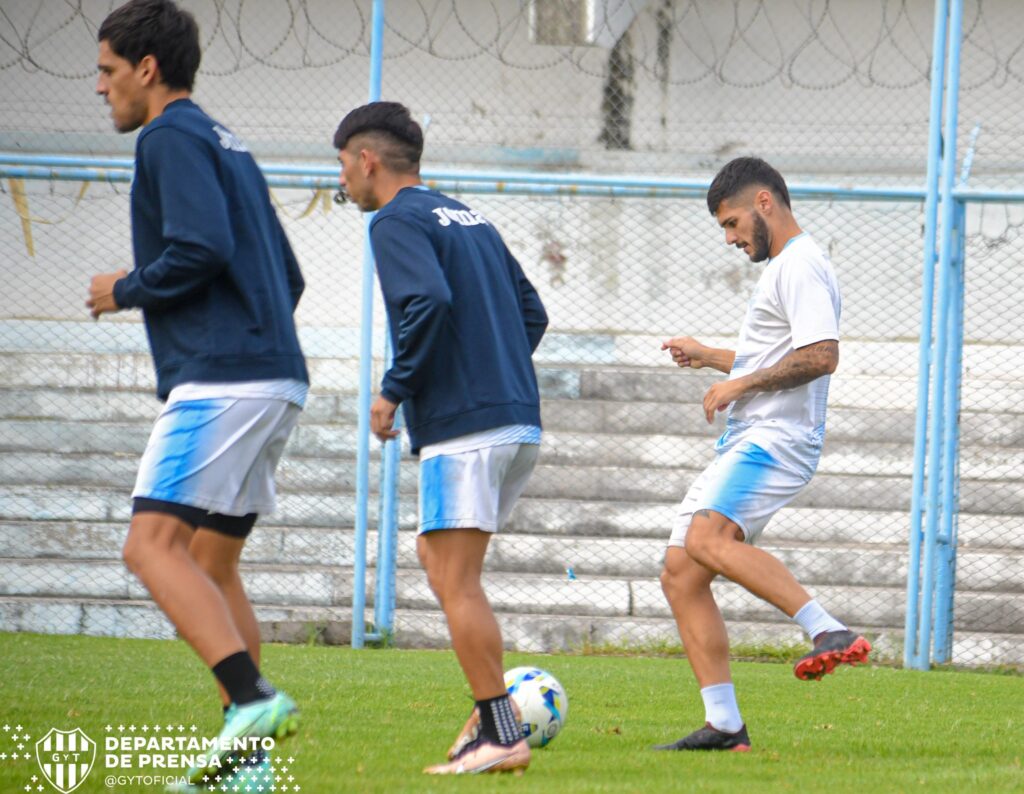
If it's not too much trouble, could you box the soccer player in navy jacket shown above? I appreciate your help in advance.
[334,102,548,775]
[87,1,304,785]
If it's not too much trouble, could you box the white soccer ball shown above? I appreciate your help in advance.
[504,666,568,748]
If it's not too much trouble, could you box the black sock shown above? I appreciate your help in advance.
[476,695,521,746]
[211,651,276,706]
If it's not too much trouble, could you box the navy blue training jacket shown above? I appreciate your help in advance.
[113,99,308,399]
[370,186,548,453]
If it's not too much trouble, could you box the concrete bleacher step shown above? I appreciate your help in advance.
[0,387,359,425]
[5,433,1024,515]
[0,351,362,394]
[573,366,1024,414]
[3,333,1023,664]
[5,448,1023,517]
[3,494,1023,553]
[341,606,1024,666]
[0,594,841,652]
[4,321,1022,378]
[5,592,1021,668]
[0,451,409,494]
[6,348,1024,415]
[542,397,1024,446]
[505,499,1024,548]
[3,515,1021,593]
[525,464,1023,513]
[0,485,417,528]
[3,549,1020,629]
[6,384,1024,448]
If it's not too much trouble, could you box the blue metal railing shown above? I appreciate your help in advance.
[910,0,965,670]
[351,0,387,649]
[905,0,950,671]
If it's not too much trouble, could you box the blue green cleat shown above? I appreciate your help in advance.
[186,692,299,785]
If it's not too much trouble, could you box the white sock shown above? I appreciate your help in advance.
[701,683,743,734]
[793,599,846,640]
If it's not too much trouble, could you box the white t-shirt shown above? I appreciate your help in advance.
[717,233,841,475]
[168,379,308,408]
[419,424,541,461]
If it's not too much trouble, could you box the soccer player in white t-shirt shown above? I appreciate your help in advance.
[655,157,871,752]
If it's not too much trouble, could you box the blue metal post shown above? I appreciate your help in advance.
[905,0,951,670]
[916,0,963,669]
[374,335,402,640]
[352,0,387,648]
[933,198,967,662]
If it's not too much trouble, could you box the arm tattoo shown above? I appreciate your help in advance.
[745,340,838,393]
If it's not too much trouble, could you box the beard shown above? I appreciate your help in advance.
[749,212,771,262]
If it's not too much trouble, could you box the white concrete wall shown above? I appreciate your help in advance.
[1,0,1020,179]
[1,0,1021,370]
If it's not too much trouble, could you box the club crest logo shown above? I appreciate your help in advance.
[35,728,95,793]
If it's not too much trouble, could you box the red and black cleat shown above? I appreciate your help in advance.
[794,630,872,681]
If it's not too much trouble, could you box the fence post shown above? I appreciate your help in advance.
[932,198,966,663]
[352,0,387,649]
[905,0,950,670]
[915,0,964,669]
[374,333,401,642]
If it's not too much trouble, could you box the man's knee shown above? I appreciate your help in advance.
[122,518,162,572]
[660,548,706,597]
[121,530,144,573]
[416,535,431,573]
[122,514,190,573]
[424,569,444,602]
[683,530,715,570]
[659,553,683,595]
[683,512,743,571]
[424,561,482,608]
[191,549,238,587]
[189,531,246,587]
[417,536,442,598]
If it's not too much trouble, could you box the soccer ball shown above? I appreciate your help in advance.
[505,666,568,748]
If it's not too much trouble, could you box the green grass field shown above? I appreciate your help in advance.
[1,633,1021,793]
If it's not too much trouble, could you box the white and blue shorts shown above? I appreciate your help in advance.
[132,396,300,521]
[668,439,811,547]
[418,437,539,535]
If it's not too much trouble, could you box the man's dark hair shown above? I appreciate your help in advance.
[333,102,424,173]
[706,157,791,215]
[98,0,201,92]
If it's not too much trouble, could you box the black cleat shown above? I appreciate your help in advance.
[794,629,871,681]
[653,722,751,752]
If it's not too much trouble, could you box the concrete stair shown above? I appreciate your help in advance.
[1,324,1023,667]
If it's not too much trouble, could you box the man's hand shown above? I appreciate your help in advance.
[370,395,400,443]
[702,378,746,424]
[661,335,708,369]
[86,270,127,319]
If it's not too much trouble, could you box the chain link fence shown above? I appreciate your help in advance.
[939,0,1024,668]
[0,0,1021,669]
[952,199,1024,667]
